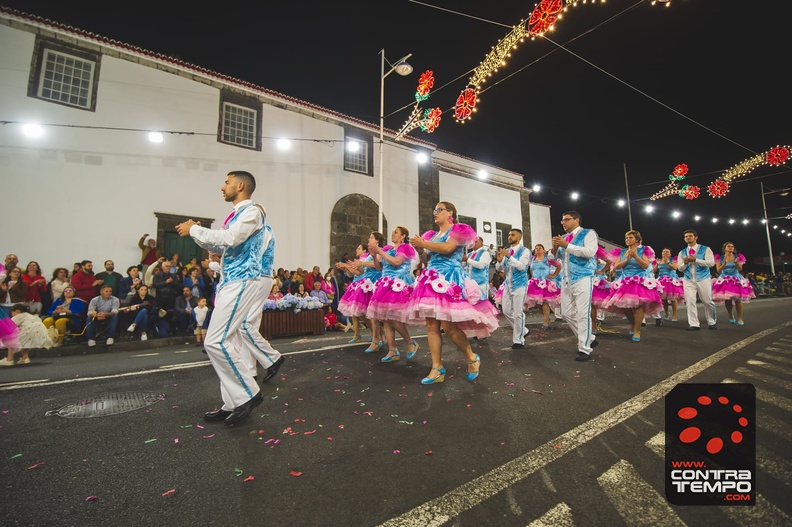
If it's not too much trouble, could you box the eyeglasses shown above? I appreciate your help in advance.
[560,217,574,222]
[64,289,75,293]
[433,207,448,214]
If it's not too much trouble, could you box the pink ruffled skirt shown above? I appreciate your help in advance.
[590,277,610,308]
[657,276,685,302]
[337,279,375,318]
[0,310,21,350]
[524,278,561,309]
[407,269,500,338]
[365,276,416,324]
[712,276,756,303]
[600,275,663,315]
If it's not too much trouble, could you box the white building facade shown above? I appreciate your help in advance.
[0,7,549,274]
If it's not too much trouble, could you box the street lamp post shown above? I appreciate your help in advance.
[379,49,413,234]
[761,182,776,277]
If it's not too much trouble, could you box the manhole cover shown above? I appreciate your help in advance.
[45,392,165,418]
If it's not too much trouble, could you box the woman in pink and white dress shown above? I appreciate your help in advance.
[524,244,561,329]
[366,226,420,363]
[654,247,685,322]
[590,247,614,333]
[337,237,385,349]
[408,202,500,385]
[713,242,755,325]
[601,230,663,342]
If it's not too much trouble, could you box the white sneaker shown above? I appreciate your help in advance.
[140,332,148,341]
[0,358,14,367]
[106,338,114,346]
[127,323,136,333]
[87,340,97,347]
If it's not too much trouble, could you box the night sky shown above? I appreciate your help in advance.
[4,0,791,268]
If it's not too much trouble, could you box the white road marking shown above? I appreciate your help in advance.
[526,503,573,527]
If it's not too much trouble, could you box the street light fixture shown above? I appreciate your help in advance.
[379,49,413,233]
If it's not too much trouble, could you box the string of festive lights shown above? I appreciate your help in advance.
[708,145,791,190]
[453,0,670,123]
[395,70,443,140]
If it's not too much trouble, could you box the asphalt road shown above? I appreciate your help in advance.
[1,298,791,527]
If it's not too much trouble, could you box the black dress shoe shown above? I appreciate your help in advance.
[511,343,525,349]
[708,324,717,330]
[225,392,264,425]
[655,318,663,327]
[262,356,286,383]
[204,408,232,422]
[575,351,591,362]
[590,340,599,349]
[687,326,700,331]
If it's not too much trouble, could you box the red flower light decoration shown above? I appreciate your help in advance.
[683,185,701,200]
[707,179,729,198]
[454,88,477,121]
[416,70,434,100]
[421,108,442,133]
[766,146,789,166]
[673,163,689,177]
[528,0,563,36]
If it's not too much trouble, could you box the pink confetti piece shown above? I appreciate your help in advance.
[85,495,98,502]
[258,430,265,435]
[174,439,179,444]
[327,437,333,441]
[393,450,400,454]
[466,404,472,408]
[290,470,302,477]
[196,425,205,429]
[26,462,45,470]
[338,424,345,429]
[505,382,515,386]
[161,489,176,497]
[1,410,9,414]
[500,442,506,445]
[303,430,316,435]
[294,418,305,423]
[553,445,564,449]
[425,451,433,455]
[363,411,373,416]
[82,459,88,462]
[202,434,215,439]
[399,393,407,397]
[243,476,255,482]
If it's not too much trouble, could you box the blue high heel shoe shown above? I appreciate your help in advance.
[466,354,481,382]
[381,350,401,363]
[632,334,641,342]
[378,340,387,349]
[364,343,380,353]
[728,318,736,325]
[421,367,446,385]
[405,340,419,360]
[736,321,744,326]
[629,330,634,336]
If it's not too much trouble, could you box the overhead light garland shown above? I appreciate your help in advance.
[650,163,693,200]
[454,0,670,123]
[707,145,791,188]
[395,70,442,140]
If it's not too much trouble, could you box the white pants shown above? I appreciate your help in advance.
[236,276,282,378]
[561,277,596,353]
[501,284,528,344]
[683,278,716,328]
[204,278,263,411]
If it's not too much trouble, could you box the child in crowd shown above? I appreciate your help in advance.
[0,304,52,366]
[324,306,348,332]
[193,297,209,347]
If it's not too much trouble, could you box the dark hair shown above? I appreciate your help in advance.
[80,260,92,267]
[10,303,30,314]
[26,261,42,275]
[438,201,457,222]
[534,244,545,252]
[683,229,697,237]
[722,241,735,252]
[228,170,257,194]
[625,230,643,244]
[52,267,68,280]
[510,228,523,236]
[101,284,113,291]
[370,232,386,247]
[563,211,581,222]
[395,226,410,238]
[126,265,138,275]
[104,260,113,266]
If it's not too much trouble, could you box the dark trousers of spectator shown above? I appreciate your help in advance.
[86,315,119,341]
[174,312,194,336]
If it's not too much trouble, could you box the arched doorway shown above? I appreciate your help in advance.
[329,193,387,265]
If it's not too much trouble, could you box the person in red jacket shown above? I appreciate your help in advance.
[71,260,103,303]
[21,261,47,314]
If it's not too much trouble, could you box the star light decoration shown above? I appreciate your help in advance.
[454,0,668,123]
[706,145,791,192]
[395,70,442,140]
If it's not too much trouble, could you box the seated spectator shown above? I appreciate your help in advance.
[294,283,309,298]
[123,284,155,341]
[22,261,47,315]
[281,271,295,295]
[72,260,102,303]
[42,286,87,346]
[174,286,197,337]
[184,257,199,271]
[268,283,283,301]
[1,267,27,315]
[192,296,210,347]
[49,267,71,304]
[95,260,123,298]
[152,261,178,311]
[304,266,324,293]
[310,281,329,305]
[71,262,82,279]
[183,267,204,298]
[119,266,143,306]
[85,285,120,347]
[4,254,19,274]
[323,306,348,332]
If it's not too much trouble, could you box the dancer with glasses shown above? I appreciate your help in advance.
[552,211,600,361]
[495,229,532,349]
[408,202,499,384]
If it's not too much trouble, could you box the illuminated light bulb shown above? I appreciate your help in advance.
[694,215,701,221]
[571,192,579,200]
[773,225,778,229]
[477,169,488,180]
[742,219,749,225]
[672,211,681,219]
[645,205,654,213]
[617,199,625,207]
[712,218,718,223]
[532,184,541,192]
[22,123,44,138]
[761,219,767,224]
[276,138,291,151]
[148,131,164,143]
[346,141,360,153]
[728,219,735,224]
[782,229,787,234]
[416,152,428,164]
